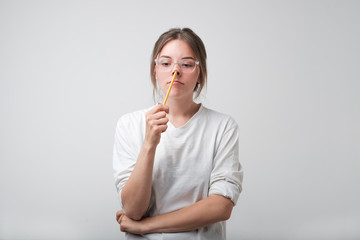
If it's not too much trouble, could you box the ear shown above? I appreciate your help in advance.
[196,68,201,83]
[193,82,200,91]
[154,68,158,80]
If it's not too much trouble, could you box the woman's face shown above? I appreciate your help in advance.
[155,39,200,101]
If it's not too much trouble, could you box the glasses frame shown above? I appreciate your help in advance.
[154,58,200,73]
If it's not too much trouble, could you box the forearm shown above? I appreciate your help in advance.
[121,105,169,220]
[121,142,156,220]
[143,194,234,233]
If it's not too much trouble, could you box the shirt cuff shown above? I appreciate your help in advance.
[209,178,242,206]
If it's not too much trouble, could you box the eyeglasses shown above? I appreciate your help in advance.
[155,57,199,73]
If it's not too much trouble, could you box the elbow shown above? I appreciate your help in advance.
[220,206,232,221]
[122,201,146,220]
[121,192,147,221]
[127,213,143,221]
[222,206,232,220]
[123,208,144,221]
[219,198,234,221]
[209,194,234,221]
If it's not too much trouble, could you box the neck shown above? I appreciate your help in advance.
[166,97,198,116]
[165,97,201,127]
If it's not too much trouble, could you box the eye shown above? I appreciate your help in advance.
[182,60,194,68]
[158,58,172,67]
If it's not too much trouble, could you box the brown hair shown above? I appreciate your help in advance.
[150,28,207,100]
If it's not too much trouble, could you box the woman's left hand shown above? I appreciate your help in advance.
[116,210,148,235]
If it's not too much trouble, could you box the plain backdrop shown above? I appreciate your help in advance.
[1,1,359,239]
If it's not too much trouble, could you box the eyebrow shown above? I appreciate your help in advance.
[159,55,196,60]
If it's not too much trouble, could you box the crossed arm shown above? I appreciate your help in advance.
[116,104,235,234]
[118,127,234,234]
[116,194,234,235]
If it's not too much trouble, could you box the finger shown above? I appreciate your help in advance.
[160,124,168,133]
[147,104,168,115]
[149,111,167,121]
[117,213,125,224]
[119,215,127,232]
[158,104,169,114]
[151,117,169,126]
[117,214,123,224]
[116,210,124,222]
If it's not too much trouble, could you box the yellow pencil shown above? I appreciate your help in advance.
[162,72,178,105]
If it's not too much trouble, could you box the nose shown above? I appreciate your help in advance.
[171,62,181,76]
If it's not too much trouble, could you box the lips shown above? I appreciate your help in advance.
[173,80,184,85]
[167,80,184,85]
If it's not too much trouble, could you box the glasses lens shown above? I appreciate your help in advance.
[156,58,198,73]
[180,59,196,73]
[157,58,172,72]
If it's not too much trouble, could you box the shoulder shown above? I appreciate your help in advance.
[200,106,239,131]
[118,108,147,122]
[116,106,152,130]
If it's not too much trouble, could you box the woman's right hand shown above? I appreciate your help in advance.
[144,104,169,148]
[120,104,169,219]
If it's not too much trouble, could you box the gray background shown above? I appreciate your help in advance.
[1,1,359,239]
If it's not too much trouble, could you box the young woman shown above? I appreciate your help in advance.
[113,28,243,239]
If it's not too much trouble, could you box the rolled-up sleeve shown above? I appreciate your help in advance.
[112,116,138,209]
[209,121,243,205]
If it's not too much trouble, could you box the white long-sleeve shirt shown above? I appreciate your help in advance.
[113,104,243,240]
